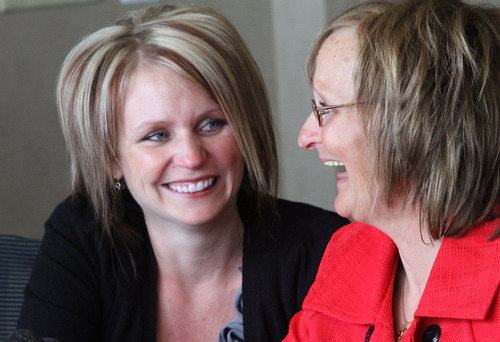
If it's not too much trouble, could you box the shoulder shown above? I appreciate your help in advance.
[44,195,148,274]
[274,199,350,254]
[44,195,103,250]
[43,195,141,279]
[243,198,350,270]
[46,195,145,248]
[322,221,390,261]
[274,198,350,236]
[244,198,350,256]
[42,196,118,266]
[275,198,338,218]
[47,195,97,232]
[50,194,89,216]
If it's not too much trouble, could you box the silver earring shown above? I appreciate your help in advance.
[115,180,122,190]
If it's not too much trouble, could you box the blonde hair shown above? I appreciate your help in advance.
[57,5,278,250]
[308,0,500,240]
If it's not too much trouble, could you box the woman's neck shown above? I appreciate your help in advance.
[363,199,442,287]
[146,211,244,285]
[153,217,243,342]
[387,207,442,291]
[368,200,443,339]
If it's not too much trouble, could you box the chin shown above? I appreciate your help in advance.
[334,202,351,220]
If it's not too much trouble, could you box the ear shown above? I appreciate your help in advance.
[111,158,123,180]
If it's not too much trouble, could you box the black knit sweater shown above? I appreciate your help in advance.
[17,195,348,342]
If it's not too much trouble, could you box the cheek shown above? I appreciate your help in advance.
[119,149,164,183]
[212,135,243,161]
[217,138,245,183]
[225,145,245,176]
[320,122,352,156]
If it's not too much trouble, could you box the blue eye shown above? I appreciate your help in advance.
[144,131,170,142]
[198,118,227,135]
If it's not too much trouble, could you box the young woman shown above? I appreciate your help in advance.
[15,5,349,342]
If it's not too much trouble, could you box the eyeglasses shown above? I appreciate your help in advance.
[311,99,358,127]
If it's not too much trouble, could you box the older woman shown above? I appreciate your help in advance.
[285,0,499,341]
[14,5,349,342]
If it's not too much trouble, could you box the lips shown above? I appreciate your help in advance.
[167,177,216,193]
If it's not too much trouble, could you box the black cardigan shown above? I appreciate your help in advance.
[17,195,349,341]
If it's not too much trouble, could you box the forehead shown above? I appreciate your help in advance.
[313,27,358,100]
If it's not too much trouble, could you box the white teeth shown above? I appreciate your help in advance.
[324,161,345,167]
[168,177,215,193]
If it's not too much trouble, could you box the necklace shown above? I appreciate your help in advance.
[396,275,412,342]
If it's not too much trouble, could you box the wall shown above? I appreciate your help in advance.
[1,0,498,239]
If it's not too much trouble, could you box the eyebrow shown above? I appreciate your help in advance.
[132,107,226,129]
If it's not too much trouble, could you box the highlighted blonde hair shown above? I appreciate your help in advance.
[57,5,278,251]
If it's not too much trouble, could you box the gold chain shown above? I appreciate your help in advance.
[396,274,412,341]
[396,322,409,342]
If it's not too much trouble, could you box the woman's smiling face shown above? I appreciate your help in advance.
[298,27,375,222]
[114,65,245,229]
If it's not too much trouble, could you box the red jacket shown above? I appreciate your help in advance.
[284,219,500,342]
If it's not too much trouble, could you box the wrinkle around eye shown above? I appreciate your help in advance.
[320,108,335,120]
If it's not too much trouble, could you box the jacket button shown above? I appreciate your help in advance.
[422,324,441,342]
[365,326,374,341]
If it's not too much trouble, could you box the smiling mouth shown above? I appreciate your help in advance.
[167,177,216,193]
[324,161,345,167]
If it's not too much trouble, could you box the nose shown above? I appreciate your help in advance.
[298,111,321,150]
[172,134,206,168]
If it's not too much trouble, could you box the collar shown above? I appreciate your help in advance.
[303,219,500,325]
[417,218,500,319]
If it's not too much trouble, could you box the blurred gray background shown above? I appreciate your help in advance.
[1,0,499,239]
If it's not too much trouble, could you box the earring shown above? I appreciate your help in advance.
[115,180,122,190]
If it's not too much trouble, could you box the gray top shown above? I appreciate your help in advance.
[218,286,243,342]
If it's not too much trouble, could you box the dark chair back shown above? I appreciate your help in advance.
[0,235,40,340]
